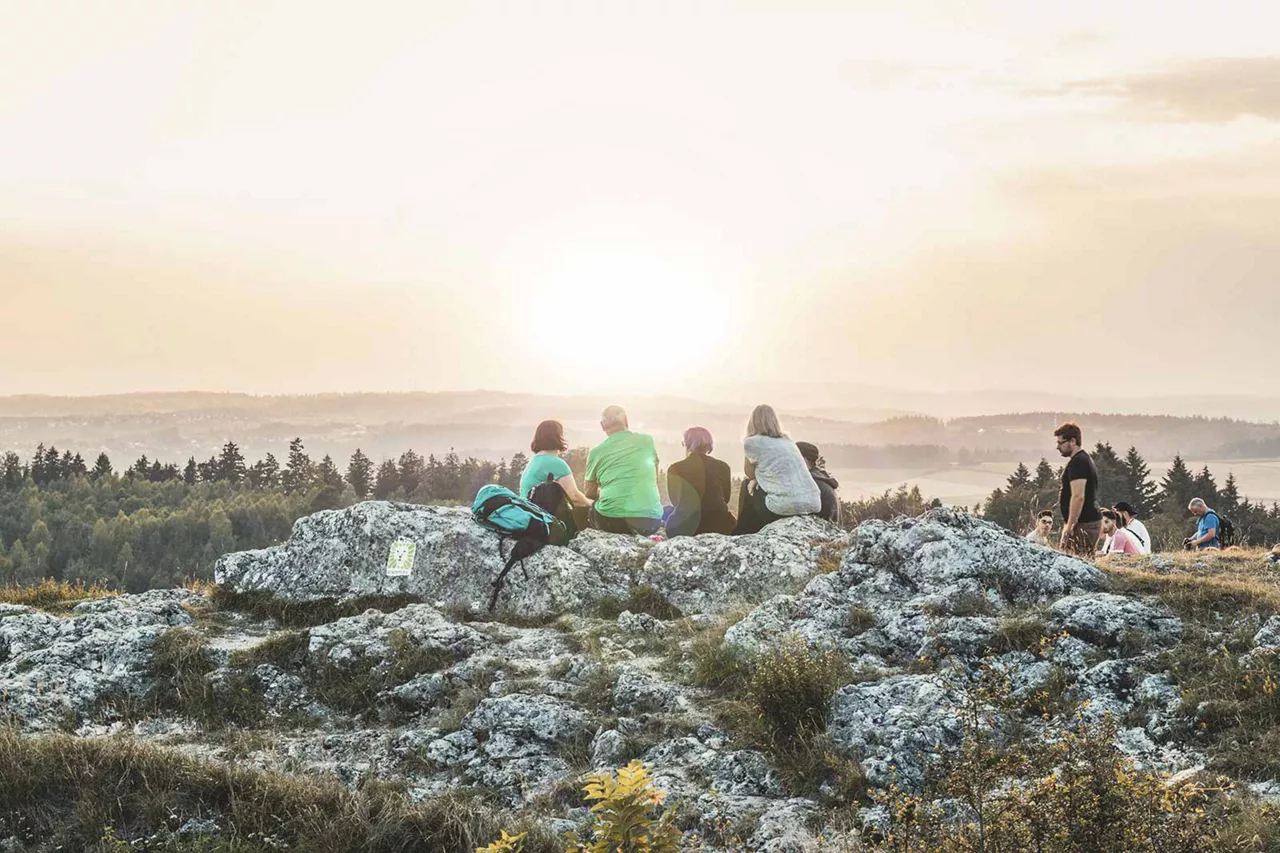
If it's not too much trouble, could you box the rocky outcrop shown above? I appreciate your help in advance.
[0,590,203,731]
[215,502,847,619]
[214,502,628,619]
[724,509,1105,664]
[9,506,1271,850]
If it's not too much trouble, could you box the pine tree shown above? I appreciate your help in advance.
[197,456,219,483]
[1033,459,1056,490]
[217,441,247,485]
[45,446,62,481]
[1220,473,1241,513]
[132,455,151,480]
[149,460,165,482]
[398,450,426,497]
[311,455,347,510]
[1192,466,1220,507]
[373,460,400,500]
[346,449,374,500]
[30,444,47,486]
[1091,442,1127,509]
[70,453,87,478]
[61,450,75,479]
[1007,463,1031,489]
[1121,446,1158,518]
[91,453,113,481]
[183,457,198,486]
[2,452,24,489]
[507,452,529,493]
[1159,455,1196,516]
[282,438,314,494]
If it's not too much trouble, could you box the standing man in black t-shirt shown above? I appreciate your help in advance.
[1054,421,1102,557]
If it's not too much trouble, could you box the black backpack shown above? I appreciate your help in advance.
[1216,513,1237,547]
[471,484,568,611]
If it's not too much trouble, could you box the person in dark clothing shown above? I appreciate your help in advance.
[666,426,736,537]
[1054,421,1102,557]
[796,441,841,524]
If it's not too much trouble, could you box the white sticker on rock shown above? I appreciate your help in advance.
[386,540,417,577]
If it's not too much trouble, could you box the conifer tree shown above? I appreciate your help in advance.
[183,457,198,486]
[91,453,113,481]
[1220,473,1241,513]
[1121,446,1158,518]
[1159,455,1195,516]
[30,444,47,486]
[2,452,24,489]
[1007,463,1031,489]
[311,455,347,510]
[217,441,247,485]
[282,438,314,494]
[1192,466,1220,507]
[346,449,374,499]
[373,459,400,500]
[1033,459,1056,490]
[398,450,426,496]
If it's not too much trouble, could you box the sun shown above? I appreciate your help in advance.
[521,248,728,390]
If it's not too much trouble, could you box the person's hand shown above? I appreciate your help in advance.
[746,480,757,495]
[1060,524,1075,547]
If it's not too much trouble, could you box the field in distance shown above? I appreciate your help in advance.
[832,457,1280,509]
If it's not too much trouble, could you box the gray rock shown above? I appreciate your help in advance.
[1051,593,1182,648]
[749,798,822,853]
[827,674,970,790]
[0,591,199,730]
[215,501,628,618]
[613,667,684,715]
[1255,615,1280,648]
[590,729,628,768]
[307,604,489,674]
[616,610,668,636]
[638,516,847,614]
[725,510,1102,661]
[463,693,590,746]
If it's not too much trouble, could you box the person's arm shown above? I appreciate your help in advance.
[1188,516,1218,547]
[558,474,592,508]
[717,461,732,503]
[1059,478,1087,546]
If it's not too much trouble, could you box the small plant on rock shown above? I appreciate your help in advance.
[566,760,681,853]
[747,635,852,743]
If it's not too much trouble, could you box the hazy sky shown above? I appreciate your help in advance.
[2,1,1278,398]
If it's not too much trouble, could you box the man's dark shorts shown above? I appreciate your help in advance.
[589,504,662,536]
[1062,520,1102,557]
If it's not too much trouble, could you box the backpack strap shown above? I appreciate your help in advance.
[1127,526,1146,546]
[477,493,512,524]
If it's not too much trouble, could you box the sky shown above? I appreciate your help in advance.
[2,0,1278,400]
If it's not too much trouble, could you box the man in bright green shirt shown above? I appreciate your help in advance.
[585,405,663,536]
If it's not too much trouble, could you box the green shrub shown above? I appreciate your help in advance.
[746,636,852,744]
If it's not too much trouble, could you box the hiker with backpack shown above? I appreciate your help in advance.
[520,419,592,536]
[1184,497,1225,550]
[733,404,821,535]
[666,426,736,537]
[584,405,664,536]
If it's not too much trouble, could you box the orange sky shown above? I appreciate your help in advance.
[2,1,1278,398]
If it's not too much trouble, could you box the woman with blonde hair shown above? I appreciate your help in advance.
[733,404,821,534]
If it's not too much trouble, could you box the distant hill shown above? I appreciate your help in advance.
[2,392,1279,469]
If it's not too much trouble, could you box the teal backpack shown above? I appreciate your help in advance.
[471,484,568,610]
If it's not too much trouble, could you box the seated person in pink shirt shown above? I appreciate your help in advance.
[1099,508,1142,555]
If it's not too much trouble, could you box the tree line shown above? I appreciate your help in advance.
[982,444,1280,550]
[0,440,533,592]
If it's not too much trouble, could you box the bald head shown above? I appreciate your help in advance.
[1188,497,1208,517]
[601,405,629,435]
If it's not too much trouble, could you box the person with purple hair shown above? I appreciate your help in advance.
[665,426,736,537]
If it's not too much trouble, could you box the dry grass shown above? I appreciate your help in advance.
[0,579,117,611]
[0,725,560,852]
[210,586,423,628]
[1103,551,1280,626]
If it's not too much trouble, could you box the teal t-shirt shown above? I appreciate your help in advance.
[519,452,572,499]
[586,431,662,520]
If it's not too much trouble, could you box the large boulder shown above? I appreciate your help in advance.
[215,502,628,618]
[726,509,1104,664]
[0,590,202,731]
[638,516,847,614]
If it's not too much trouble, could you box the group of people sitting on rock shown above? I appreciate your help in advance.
[518,404,840,540]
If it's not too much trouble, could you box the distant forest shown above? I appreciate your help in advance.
[982,443,1280,550]
[2,436,1275,594]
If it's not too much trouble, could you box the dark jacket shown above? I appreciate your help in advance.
[666,454,736,537]
[811,468,841,525]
